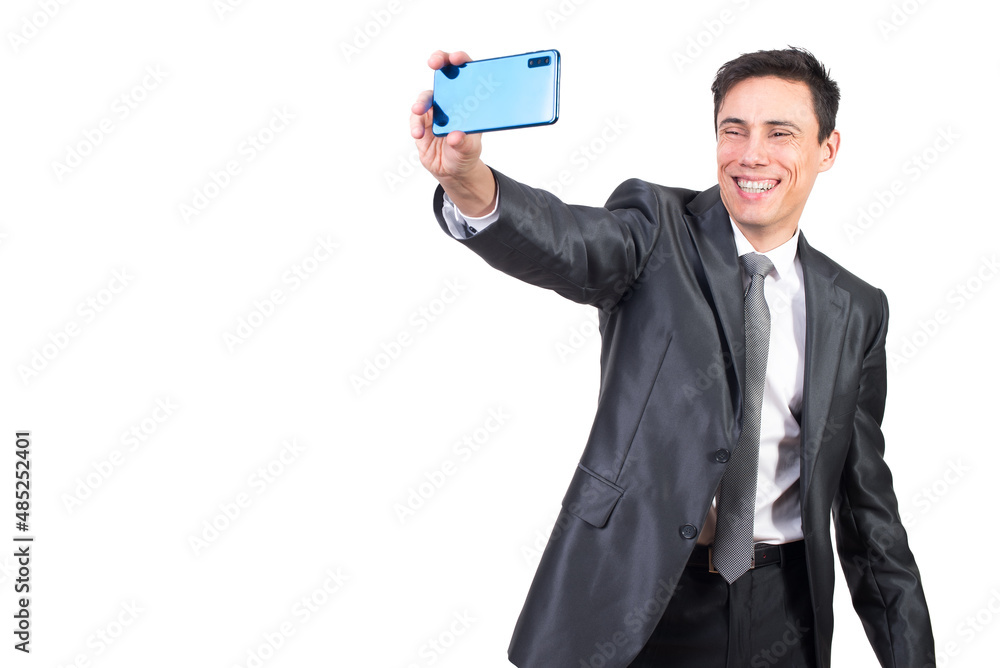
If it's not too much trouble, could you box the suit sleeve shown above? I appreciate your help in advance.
[433,168,665,311]
[832,289,935,667]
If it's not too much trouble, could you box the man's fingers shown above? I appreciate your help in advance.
[447,50,472,66]
[446,130,469,148]
[410,110,426,139]
[417,51,473,139]
[411,89,433,115]
[427,50,473,70]
[412,51,476,144]
[410,89,434,139]
[427,50,447,69]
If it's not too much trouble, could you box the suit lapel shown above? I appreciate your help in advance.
[798,234,850,492]
[685,186,745,441]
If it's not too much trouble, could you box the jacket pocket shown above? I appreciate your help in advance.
[561,464,625,528]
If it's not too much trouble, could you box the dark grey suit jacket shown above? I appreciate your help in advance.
[433,169,934,668]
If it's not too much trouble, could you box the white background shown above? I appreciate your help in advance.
[2,0,997,666]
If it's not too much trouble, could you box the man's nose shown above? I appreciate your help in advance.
[739,133,768,167]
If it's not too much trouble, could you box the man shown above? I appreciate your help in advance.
[410,47,933,667]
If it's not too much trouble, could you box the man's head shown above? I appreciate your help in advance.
[711,48,841,248]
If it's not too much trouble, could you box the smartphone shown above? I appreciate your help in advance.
[431,50,560,136]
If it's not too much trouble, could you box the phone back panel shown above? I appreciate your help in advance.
[432,50,560,136]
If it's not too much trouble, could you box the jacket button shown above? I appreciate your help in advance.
[679,524,698,540]
[715,448,730,463]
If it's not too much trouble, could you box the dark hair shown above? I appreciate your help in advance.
[711,47,840,142]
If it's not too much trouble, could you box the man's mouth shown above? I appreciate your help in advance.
[735,178,779,194]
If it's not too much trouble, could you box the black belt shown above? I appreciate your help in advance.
[687,540,806,573]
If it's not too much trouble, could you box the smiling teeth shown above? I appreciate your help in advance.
[737,180,776,193]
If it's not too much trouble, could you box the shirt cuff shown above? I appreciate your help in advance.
[441,192,500,239]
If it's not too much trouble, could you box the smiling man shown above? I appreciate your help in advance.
[411,47,934,668]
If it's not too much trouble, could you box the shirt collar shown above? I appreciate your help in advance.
[728,218,800,280]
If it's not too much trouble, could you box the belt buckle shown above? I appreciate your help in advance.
[707,546,754,574]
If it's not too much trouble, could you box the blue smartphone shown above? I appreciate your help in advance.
[432,50,560,136]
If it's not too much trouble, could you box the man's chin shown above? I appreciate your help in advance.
[722,190,767,222]
[725,203,772,228]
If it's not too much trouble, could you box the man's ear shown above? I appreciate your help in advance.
[818,130,841,173]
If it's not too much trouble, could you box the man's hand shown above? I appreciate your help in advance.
[410,50,497,218]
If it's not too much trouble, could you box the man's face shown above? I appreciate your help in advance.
[716,76,839,241]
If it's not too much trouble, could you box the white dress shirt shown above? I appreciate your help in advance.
[697,221,806,545]
[442,192,807,545]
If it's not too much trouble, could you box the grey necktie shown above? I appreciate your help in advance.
[713,252,775,584]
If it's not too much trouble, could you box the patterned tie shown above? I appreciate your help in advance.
[713,252,775,584]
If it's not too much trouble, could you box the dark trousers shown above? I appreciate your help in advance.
[628,544,817,667]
